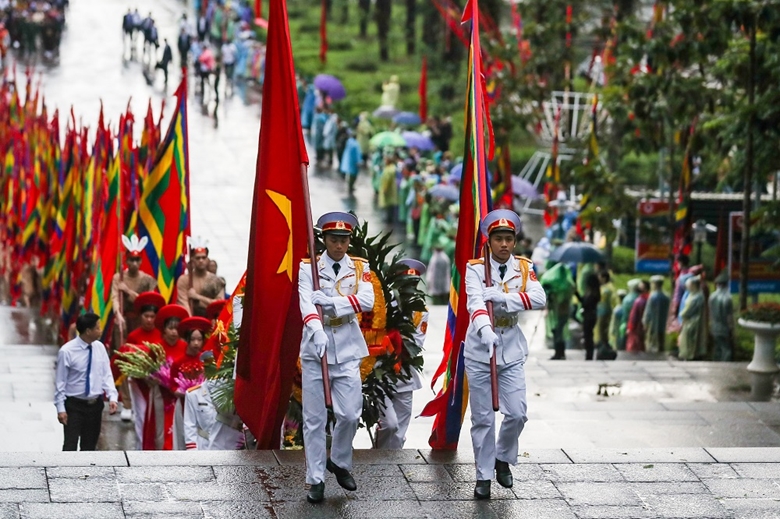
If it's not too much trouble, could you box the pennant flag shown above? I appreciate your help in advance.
[138,79,191,303]
[235,0,310,449]
[85,141,122,342]
[420,0,494,450]
[672,120,696,275]
[419,56,428,123]
[492,144,513,209]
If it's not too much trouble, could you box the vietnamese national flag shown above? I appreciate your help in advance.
[235,0,310,449]
[419,56,428,122]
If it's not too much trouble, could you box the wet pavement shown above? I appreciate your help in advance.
[1,448,780,518]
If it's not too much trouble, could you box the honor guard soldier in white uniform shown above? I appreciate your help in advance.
[298,211,374,504]
[375,258,427,449]
[183,380,245,451]
[465,209,546,499]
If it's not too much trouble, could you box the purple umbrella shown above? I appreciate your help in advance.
[393,111,422,126]
[373,106,399,119]
[401,131,435,151]
[511,176,541,199]
[449,163,491,183]
[313,74,346,101]
[449,163,463,182]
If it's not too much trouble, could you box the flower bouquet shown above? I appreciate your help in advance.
[115,342,167,380]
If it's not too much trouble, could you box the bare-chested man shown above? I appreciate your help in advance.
[176,243,225,318]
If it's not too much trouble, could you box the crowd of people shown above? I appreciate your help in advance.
[299,76,465,305]
[536,253,735,362]
[54,238,240,452]
[0,0,67,62]
[123,1,267,106]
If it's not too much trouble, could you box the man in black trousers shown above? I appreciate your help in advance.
[54,313,118,451]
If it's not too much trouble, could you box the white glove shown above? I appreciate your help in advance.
[482,286,507,305]
[311,291,335,310]
[479,326,499,358]
[312,329,328,358]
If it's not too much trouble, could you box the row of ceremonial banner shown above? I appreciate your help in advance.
[0,69,189,342]
[0,0,496,450]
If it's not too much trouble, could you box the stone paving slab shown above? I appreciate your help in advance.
[562,448,717,464]
[0,451,127,467]
[706,447,780,463]
[0,450,779,518]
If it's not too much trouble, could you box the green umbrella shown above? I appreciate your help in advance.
[370,131,407,148]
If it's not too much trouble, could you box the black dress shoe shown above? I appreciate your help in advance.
[495,459,513,488]
[307,482,325,503]
[474,479,491,499]
[326,458,357,491]
[549,355,566,360]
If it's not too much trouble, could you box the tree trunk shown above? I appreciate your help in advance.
[358,0,370,38]
[405,0,416,56]
[376,0,391,61]
[739,22,756,311]
[340,0,348,24]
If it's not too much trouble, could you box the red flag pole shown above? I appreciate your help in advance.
[419,56,428,122]
[116,127,126,345]
[300,164,333,408]
[482,242,499,412]
[319,0,327,64]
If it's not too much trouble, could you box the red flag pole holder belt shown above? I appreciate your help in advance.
[300,164,333,409]
[483,243,500,412]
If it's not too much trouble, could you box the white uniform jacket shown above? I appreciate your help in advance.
[298,255,375,365]
[183,381,244,451]
[464,255,547,365]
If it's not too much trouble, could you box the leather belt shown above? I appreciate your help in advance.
[66,396,100,405]
[323,315,354,328]
[215,412,243,431]
[493,315,518,328]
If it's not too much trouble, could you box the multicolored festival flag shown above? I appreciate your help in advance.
[234,0,310,449]
[137,79,191,303]
[420,0,494,450]
[672,119,697,275]
[85,142,122,341]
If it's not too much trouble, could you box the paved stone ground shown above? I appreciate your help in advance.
[1,449,780,518]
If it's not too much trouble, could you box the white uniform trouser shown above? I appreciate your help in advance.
[464,358,528,481]
[301,358,363,485]
[375,391,413,449]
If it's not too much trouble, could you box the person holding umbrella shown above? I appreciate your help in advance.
[464,209,546,499]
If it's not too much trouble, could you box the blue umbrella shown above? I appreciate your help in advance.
[548,242,605,264]
[401,131,435,151]
[428,184,460,201]
[393,111,422,126]
[313,74,346,101]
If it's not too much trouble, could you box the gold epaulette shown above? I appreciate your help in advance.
[515,255,533,263]
[349,255,368,262]
[186,384,202,393]
[301,255,321,264]
[468,258,485,265]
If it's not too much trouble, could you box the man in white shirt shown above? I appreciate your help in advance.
[54,313,118,451]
